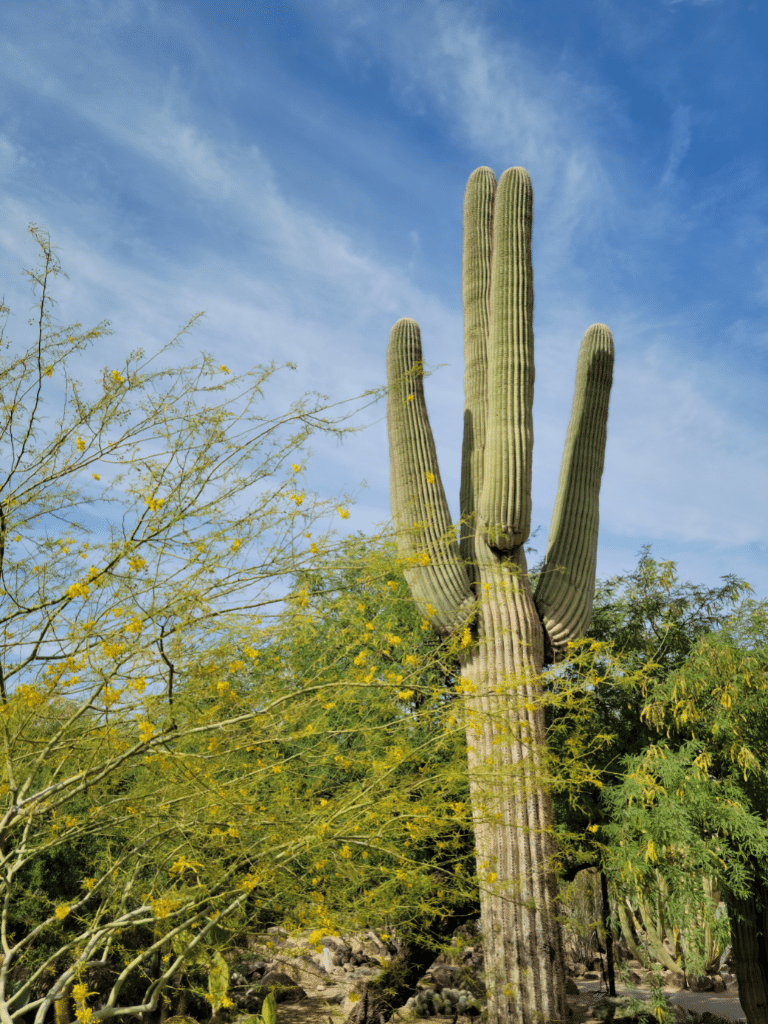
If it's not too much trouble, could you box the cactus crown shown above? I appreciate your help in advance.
[387,166,614,662]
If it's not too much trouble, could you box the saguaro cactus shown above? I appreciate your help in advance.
[386,166,614,1024]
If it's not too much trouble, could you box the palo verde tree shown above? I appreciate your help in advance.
[539,549,758,1004]
[386,166,614,1024]
[601,601,768,1024]
[0,225,387,1024]
[242,525,672,1024]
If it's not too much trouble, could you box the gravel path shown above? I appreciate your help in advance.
[575,977,747,1021]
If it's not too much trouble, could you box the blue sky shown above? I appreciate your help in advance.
[1,0,766,624]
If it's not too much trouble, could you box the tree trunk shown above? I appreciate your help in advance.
[599,870,616,997]
[343,889,479,1024]
[461,553,569,1024]
[722,856,768,1024]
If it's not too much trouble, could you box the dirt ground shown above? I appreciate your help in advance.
[244,989,608,1024]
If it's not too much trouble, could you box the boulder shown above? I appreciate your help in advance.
[250,970,307,1003]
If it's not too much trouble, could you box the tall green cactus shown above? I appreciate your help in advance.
[386,166,614,1024]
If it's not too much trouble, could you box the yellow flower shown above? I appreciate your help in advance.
[76,436,86,452]
[137,721,155,744]
[290,492,304,506]
[291,463,300,472]
[220,364,230,373]
[145,495,164,511]
[396,690,415,701]
[310,542,319,554]
[386,580,398,591]
[230,539,242,552]
[407,394,414,401]
[340,845,352,860]
[54,905,70,920]
[337,506,350,519]
[67,580,91,599]
[426,471,435,483]
[170,855,201,875]
[128,556,147,571]
[81,877,97,890]
[44,365,54,377]
[73,980,97,1024]
[111,369,125,384]
[91,473,100,481]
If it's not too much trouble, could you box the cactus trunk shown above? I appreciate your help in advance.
[461,551,567,1024]
[387,166,614,1024]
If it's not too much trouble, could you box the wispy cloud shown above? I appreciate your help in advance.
[0,0,765,604]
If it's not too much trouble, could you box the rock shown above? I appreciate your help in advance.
[662,969,686,990]
[230,959,269,984]
[250,971,307,1003]
[674,1012,741,1024]
[689,974,715,993]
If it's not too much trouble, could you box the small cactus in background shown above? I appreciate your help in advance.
[406,986,483,1018]
[387,166,614,1024]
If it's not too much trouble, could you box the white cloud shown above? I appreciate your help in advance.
[0,0,764,603]
[661,0,724,6]
[659,104,693,187]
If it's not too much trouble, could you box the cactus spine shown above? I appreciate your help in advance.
[387,166,614,1024]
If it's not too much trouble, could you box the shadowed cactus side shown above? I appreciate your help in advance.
[386,166,614,1024]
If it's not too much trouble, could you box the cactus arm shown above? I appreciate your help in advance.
[386,317,474,635]
[633,890,685,974]
[617,899,654,970]
[533,323,614,661]
[476,167,535,553]
[459,166,496,585]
